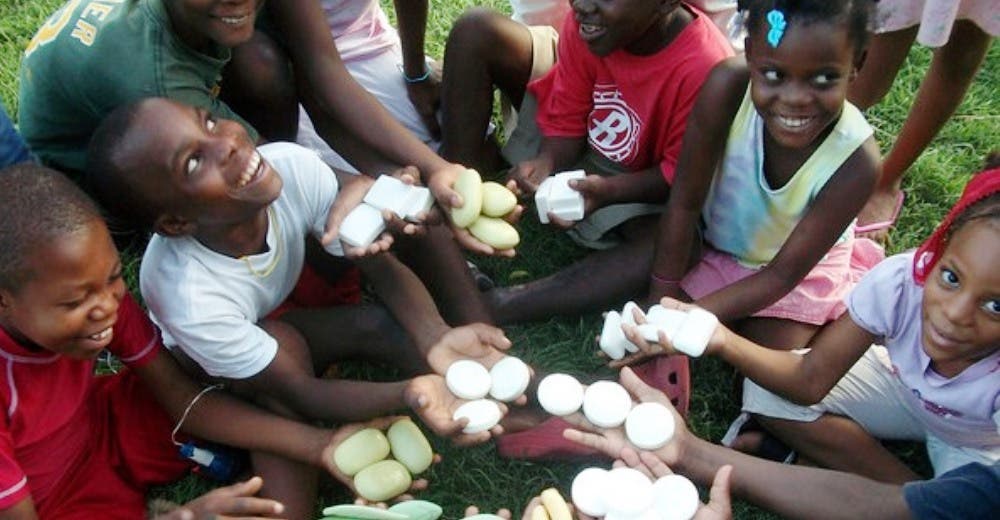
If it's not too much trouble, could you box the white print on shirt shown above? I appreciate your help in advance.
[588,86,641,164]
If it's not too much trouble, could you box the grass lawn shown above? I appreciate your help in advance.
[1,1,997,518]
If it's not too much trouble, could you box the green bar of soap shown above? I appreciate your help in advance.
[462,515,508,519]
[387,500,443,520]
[354,460,412,502]
[321,504,407,519]
[333,428,391,476]
[387,419,434,474]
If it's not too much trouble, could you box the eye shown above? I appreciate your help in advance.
[938,268,960,288]
[185,154,202,176]
[762,69,780,82]
[983,299,1000,317]
[60,297,86,309]
[205,116,216,132]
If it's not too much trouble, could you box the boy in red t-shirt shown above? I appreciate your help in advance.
[490,1,732,324]
[0,163,386,519]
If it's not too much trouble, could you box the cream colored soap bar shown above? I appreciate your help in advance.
[387,500,443,520]
[468,216,520,250]
[387,419,434,474]
[540,488,573,520]
[322,504,407,519]
[353,460,413,502]
[481,181,517,217]
[451,169,484,228]
[332,427,390,476]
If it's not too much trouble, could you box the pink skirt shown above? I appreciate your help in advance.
[873,0,999,46]
[680,236,885,326]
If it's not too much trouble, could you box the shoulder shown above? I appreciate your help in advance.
[848,252,920,337]
[903,463,1000,520]
[832,103,879,181]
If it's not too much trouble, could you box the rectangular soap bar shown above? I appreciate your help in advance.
[535,176,556,224]
[401,186,434,221]
[672,308,718,357]
[547,178,585,221]
[364,175,411,216]
[340,203,386,248]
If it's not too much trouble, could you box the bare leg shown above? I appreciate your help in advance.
[758,414,920,484]
[439,8,536,171]
[222,31,300,142]
[488,216,657,324]
[847,27,917,110]
[737,317,820,351]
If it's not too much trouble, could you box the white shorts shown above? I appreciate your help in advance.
[296,45,440,173]
[742,346,1000,475]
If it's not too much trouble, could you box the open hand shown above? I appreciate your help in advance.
[424,323,514,375]
[506,157,553,197]
[155,476,284,520]
[404,374,507,446]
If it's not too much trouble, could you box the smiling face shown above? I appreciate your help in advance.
[0,219,125,360]
[165,0,263,51]
[746,18,860,150]
[571,0,677,57]
[122,98,282,232]
[920,220,1000,377]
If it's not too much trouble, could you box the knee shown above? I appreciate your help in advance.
[226,32,297,108]
[447,8,512,57]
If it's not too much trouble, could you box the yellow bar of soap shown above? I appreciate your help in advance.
[530,504,551,520]
[332,428,390,476]
[450,169,483,228]
[481,181,517,217]
[387,419,433,474]
[468,216,520,250]
[354,460,413,502]
[540,488,573,520]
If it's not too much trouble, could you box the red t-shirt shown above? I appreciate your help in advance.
[0,294,161,510]
[529,6,732,183]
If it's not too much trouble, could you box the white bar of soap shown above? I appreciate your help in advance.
[604,467,654,518]
[571,467,610,517]
[339,203,386,248]
[537,373,584,416]
[652,474,700,520]
[625,402,675,450]
[673,308,718,357]
[599,310,628,360]
[452,399,502,433]
[401,186,434,221]
[488,356,531,402]
[547,176,585,222]
[646,305,687,339]
[619,302,642,353]
[535,176,556,224]
[364,175,412,216]
[582,380,632,428]
[445,360,491,400]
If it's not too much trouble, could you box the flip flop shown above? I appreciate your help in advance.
[855,190,905,235]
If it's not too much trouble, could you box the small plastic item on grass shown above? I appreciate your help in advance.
[452,399,503,434]
[322,504,407,520]
[537,373,585,416]
[339,203,386,248]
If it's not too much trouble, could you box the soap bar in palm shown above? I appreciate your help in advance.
[353,460,412,502]
[332,428,390,476]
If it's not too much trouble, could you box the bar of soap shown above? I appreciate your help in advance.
[537,373,585,416]
[530,504,550,520]
[450,168,483,228]
[488,356,531,402]
[572,467,610,517]
[387,419,433,474]
[468,216,520,250]
[673,308,718,357]
[446,360,492,400]
[652,474,700,520]
[332,427,390,476]
[401,185,435,221]
[462,516,508,520]
[599,310,627,360]
[540,488,572,520]
[452,399,503,433]
[547,177,585,222]
[625,402,675,450]
[605,467,654,518]
[481,181,517,217]
[646,305,687,340]
[582,381,632,428]
[363,175,412,216]
[322,504,407,519]
[339,203,386,248]
[619,302,643,353]
[535,176,555,224]
[387,500,443,520]
[353,460,412,502]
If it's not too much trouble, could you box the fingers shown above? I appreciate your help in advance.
[638,450,674,478]
[502,204,525,224]
[547,212,575,230]
[470,323,512,350]
[707,465,733,513]
[453,226,496,255]
[618,366,671,406]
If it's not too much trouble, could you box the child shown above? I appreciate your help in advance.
[86,98,514,448]
[485,0,734,324]
[0,104,32,168]
[644,0,882,351]
[640,165,1000,484]
[0,163,389,518]
[849,0,996,241]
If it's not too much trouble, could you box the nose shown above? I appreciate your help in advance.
[207,123,242,163]
[573,0,596,14]
[780,80,811,107]
[941,290,976,328]
[88,281,124,322]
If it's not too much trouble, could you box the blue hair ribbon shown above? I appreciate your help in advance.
[766,9,786,48]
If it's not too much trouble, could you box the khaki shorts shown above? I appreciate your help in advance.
[499,24,559,143]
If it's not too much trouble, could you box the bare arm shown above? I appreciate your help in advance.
[392,0,441,139]
[696,137,881,322]
[649,60,747,300]
[507,136,587,195]
[0,498,38,520]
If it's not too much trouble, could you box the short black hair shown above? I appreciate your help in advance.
[0,163,103,292]
[86,97,166,232]
[740,0,874,56]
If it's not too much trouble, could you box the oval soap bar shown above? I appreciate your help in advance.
[625,402,675,450]
[468,216,520,250]
[582,381,632,428]
[387,419,433,474]
[450,168,483,228]
[572,467,610,517]
[332,428,390,476]
[537,373,584,416]
[353,460,413,502]
[387,500,443,520]
[652,474,700,520]
[540,488,572,520]
[488,356,531,402]
[446,360,492,400]
[322,504,407,519]
[481,181,518,217]
[452,399,503,433]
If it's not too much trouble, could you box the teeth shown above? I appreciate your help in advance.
[220,15,249,25]
[778,116,811,128]
[89,327,112,341]
[581,23,602,34]
[238,152,260,188]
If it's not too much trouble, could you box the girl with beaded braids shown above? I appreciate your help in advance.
[635,0,882,354]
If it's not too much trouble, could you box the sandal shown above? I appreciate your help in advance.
[855,190,905,235]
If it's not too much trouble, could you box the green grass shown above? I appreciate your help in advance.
[1,1,998,518]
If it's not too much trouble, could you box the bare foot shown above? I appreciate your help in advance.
[855,186,904,243]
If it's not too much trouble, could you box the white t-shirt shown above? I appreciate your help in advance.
[847,253,1000,448]
[141,142,344,379]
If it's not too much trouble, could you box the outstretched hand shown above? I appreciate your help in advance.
[636,453,734,520]
[427,163,517,257]
[154,476,284,520]
[506,157,553,197]
[405,374,507,446]
[424,323,514,375]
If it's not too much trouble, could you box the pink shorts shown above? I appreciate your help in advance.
[681,236,884,325]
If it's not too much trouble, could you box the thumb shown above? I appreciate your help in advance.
[474,323,512,350]
[702,465,733,520]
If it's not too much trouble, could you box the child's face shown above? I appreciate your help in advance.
[746,19,859,150]
[921,220,1000,377]
[0,220,125,360]
[167,0,263,50]
[129,99,282,229]
[571,0,675,57]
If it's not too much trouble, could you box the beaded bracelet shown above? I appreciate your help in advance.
[650,272,681,285]
[401,64,431,83]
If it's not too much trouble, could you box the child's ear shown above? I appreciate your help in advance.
[154,214,196,237]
